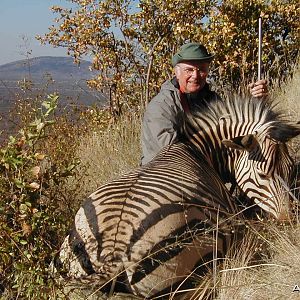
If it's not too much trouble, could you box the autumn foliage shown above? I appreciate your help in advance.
[38,0,299,114]
[0,1,299,299]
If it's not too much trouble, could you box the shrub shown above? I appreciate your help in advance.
[0,95,79,298]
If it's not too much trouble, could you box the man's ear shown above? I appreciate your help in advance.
[222,134,257,151]
[174,65,180,79]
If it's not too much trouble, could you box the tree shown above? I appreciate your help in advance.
[37,0,299,113]
[206,0,299,91]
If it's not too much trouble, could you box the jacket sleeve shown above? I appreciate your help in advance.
[141,93,180,165]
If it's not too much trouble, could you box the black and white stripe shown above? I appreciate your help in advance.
[184,96,299,220]
[53,96,299,298]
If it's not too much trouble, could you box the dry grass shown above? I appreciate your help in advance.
[56,65,300,300]
[271,64,300,160]
[215,222,300,300]
[271,64,300,118]
[66,113,142,206]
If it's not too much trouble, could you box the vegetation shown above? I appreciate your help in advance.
[0,68,298,299]
[0,94,84,299]
[37,0,299,112]
[0,0,299,299]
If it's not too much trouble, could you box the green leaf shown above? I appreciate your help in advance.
[41,101,51,110]
[14,178,25,189]
[19,203,29,213]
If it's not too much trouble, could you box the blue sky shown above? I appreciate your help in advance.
[0,0,76,65]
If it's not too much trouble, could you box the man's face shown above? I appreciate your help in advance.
[175,61,210,93]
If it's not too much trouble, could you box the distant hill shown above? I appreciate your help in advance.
[0,56,95,81]
[0,56,108,138]
[0,56,108,108]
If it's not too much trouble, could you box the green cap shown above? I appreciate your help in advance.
[171,42,214,67]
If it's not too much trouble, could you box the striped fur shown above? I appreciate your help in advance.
[53,96,299,298]
[54,144,238,298]
[184,96,300,220]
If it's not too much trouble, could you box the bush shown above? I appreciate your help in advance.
[0,95,80,299]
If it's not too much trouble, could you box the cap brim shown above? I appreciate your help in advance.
[172,54,214,66]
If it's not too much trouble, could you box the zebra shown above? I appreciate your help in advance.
[53,96,299,299]
[183,96,299,220]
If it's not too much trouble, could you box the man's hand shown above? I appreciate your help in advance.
[249,79,268,99]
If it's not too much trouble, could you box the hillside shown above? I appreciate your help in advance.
[0,56,107,111]
[0,56,94,81]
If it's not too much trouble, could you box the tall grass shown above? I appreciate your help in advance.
[68,66,300,300]
[67,113,142,207]
[272,64,300,160]
[1,65,298,299]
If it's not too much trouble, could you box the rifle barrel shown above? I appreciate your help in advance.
[258,17,262,80]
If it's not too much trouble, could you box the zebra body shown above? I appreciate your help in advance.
[54,96,299,298]
[56,143,237,297]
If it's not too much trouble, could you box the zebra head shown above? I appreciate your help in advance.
[222,125,299,221]
[186,96,300,221]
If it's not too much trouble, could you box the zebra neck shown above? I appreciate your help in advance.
[186,138,233,184]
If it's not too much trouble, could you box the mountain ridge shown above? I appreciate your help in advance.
[0,56,107,128]
[0,56,107,110]
[0,56,95,81]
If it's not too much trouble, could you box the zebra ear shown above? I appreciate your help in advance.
[269,122,300,142]
[222,134,257,151]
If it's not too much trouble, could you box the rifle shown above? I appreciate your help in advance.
[258,17,262,81]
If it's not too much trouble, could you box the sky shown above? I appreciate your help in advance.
[0,0,77,65]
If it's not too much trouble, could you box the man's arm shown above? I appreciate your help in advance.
[141,99,179,165]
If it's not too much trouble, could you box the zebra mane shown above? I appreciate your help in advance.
[186,95,300,143]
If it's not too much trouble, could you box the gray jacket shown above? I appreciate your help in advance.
[141,78,219,165]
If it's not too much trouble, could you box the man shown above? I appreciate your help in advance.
[141,42,268,165]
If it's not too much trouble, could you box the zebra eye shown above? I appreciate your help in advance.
[257,171,269,179]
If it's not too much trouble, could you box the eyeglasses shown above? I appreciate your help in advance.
[179,65,209,76]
